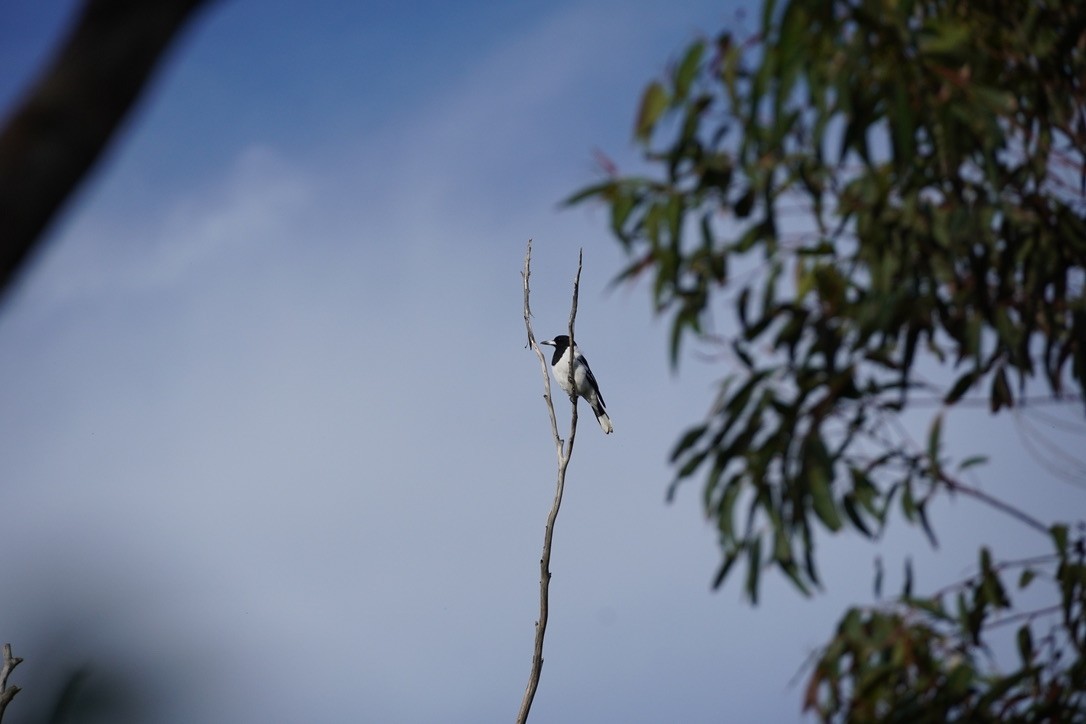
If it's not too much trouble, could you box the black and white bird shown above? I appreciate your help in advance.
[539,334,613,434]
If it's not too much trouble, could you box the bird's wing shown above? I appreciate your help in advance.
[577,353,605,407]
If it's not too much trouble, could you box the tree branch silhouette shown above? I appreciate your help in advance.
[0,0,211,300]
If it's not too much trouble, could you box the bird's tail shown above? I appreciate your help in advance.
[593,404,614,434]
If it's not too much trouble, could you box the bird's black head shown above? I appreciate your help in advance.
[540,335,571,350]
[539,335,571,365]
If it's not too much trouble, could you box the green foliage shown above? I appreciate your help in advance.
[571,0,1086,718]
[807,536,1086,721]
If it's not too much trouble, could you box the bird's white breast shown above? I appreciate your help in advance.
[552,349,588,396]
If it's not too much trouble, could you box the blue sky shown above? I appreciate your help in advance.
[0,1,1082,722]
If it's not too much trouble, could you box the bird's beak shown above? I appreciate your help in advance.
[539,339,554,347]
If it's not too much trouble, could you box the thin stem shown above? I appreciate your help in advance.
[522,239,562,454]
[939,471,1051,536]
[986,604,1063,631]
[565,249,583,458]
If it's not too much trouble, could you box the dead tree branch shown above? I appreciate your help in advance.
[517,239,582,723]
[0,643,23,722]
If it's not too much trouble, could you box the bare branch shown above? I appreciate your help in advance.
[522,239,563,456]
[565,249,583,448]
[908,394,1084,409]
[517,240,581,724]
[0,643,23,722]
[939,471,1051,536]
[985,604,1064,631]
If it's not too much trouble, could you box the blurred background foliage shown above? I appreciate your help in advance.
[571,0,1086,719]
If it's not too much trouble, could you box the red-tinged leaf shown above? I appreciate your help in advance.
[802,667,822,712]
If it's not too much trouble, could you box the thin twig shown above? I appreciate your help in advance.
[939,471,1051,536]
[566,250,583,447]
[517,240,582,724]
[906,394,1083,409]
[522,239,562,452]
[0,643,23,722]
[985,604,1064,631]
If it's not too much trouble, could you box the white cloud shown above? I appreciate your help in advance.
[12,145,313,321]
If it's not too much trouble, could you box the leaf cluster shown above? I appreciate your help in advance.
[808,528,1086,721]
[569,0,1086,717]
[572,0,1086,600]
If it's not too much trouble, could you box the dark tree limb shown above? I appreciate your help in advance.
[0,0,213,300]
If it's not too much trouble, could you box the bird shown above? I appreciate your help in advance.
[539,334,613,434]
